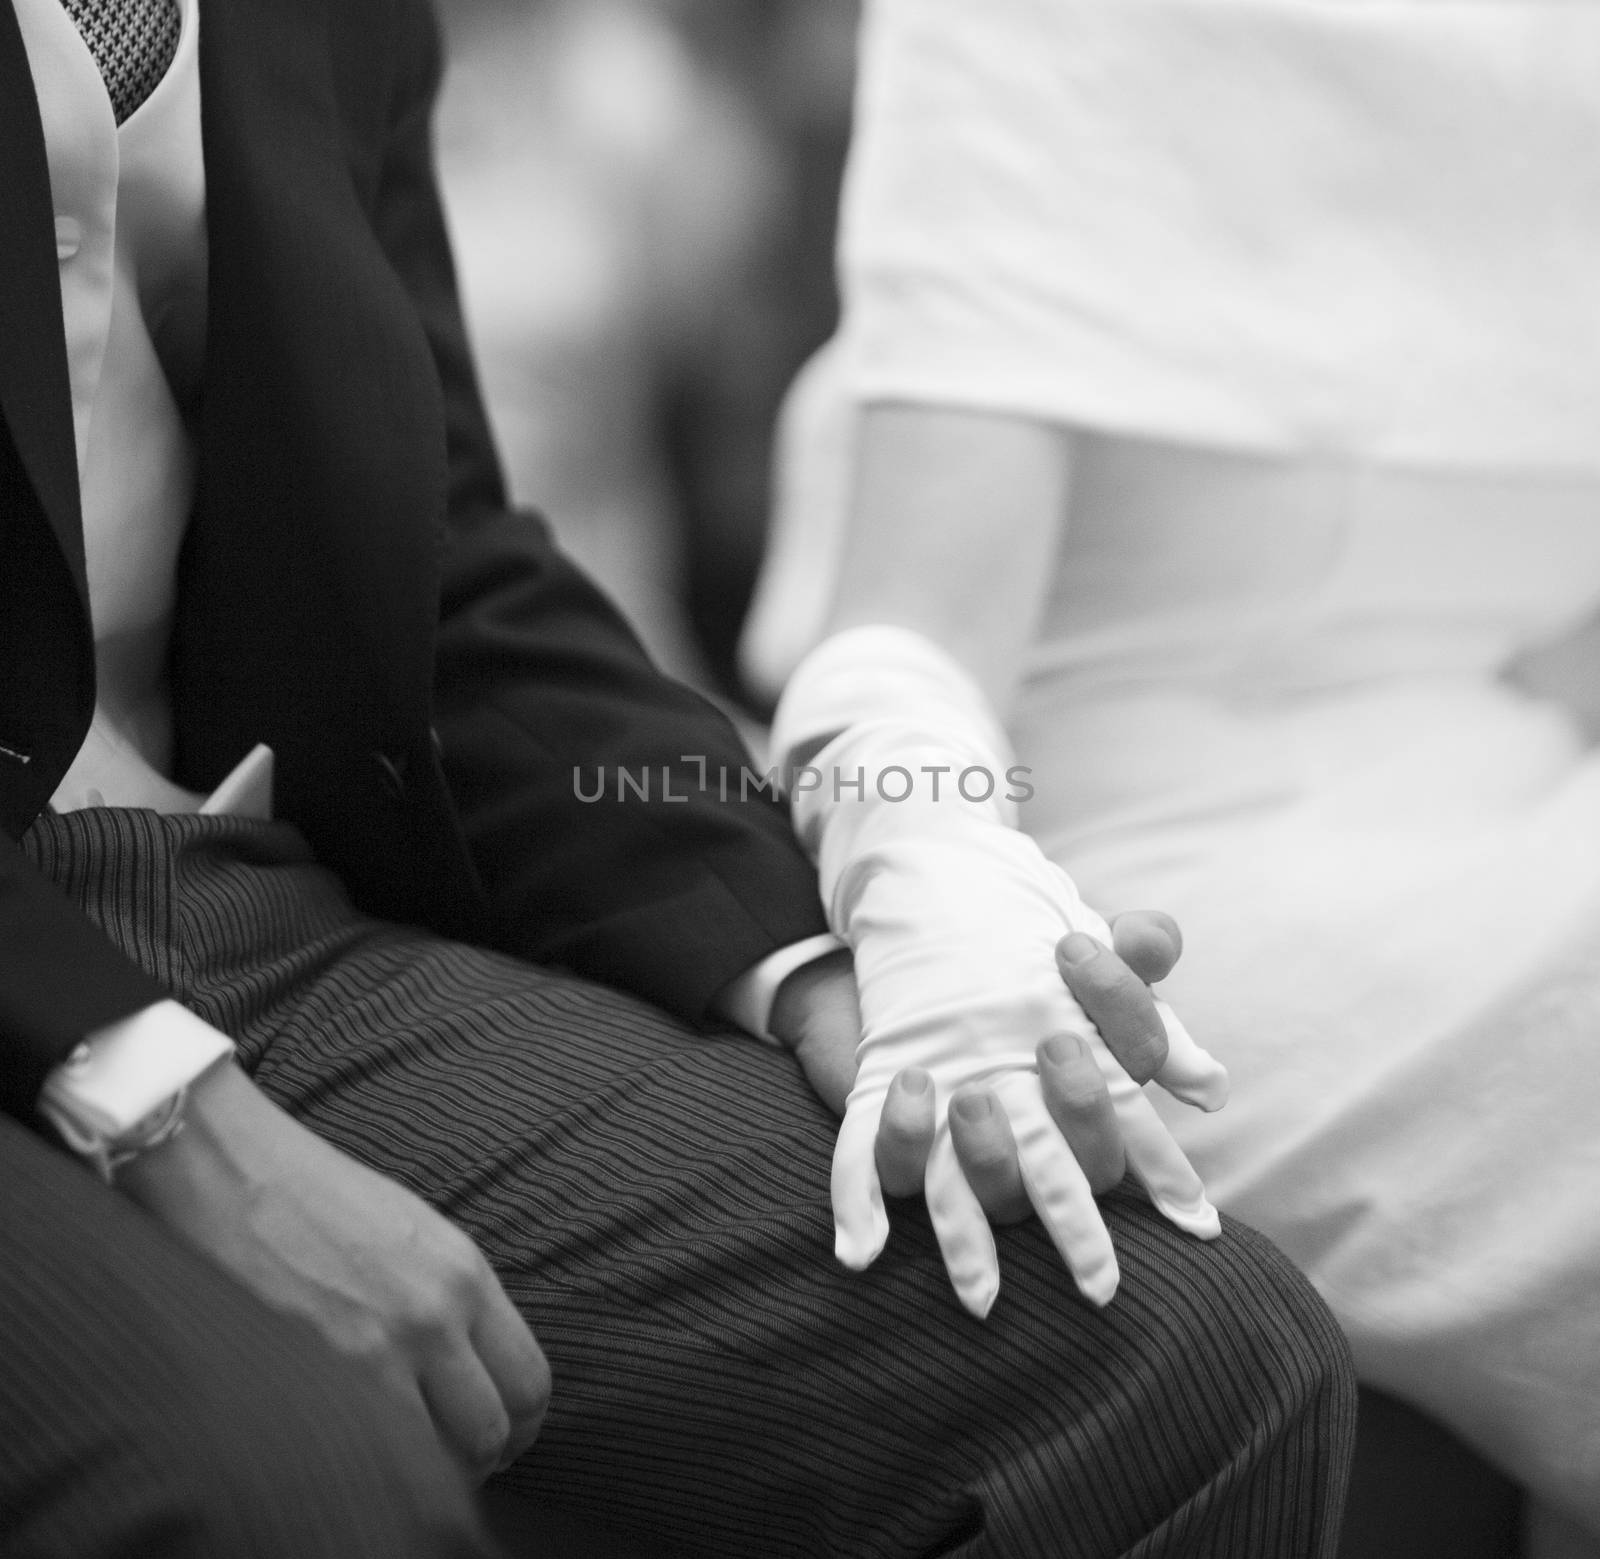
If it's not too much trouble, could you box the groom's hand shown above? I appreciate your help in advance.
[769,946,860,1115]
[768,909,1188,1216]
[932,909,1187,1223]
[118,1062,550,1482]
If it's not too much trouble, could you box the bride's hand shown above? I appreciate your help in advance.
[872,910,1190,1220]
[772,908,1186,1184]
[825,797,1227,1316]
[770,628,1227,1315]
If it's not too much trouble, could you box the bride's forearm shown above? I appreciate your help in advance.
[825,403,1074,717]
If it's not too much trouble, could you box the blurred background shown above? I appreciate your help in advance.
[433,0,860,712]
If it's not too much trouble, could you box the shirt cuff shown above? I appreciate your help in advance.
[37,1000,235,1140]
[713,932,848,1043]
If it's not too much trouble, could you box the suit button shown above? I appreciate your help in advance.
[371,749,408,799]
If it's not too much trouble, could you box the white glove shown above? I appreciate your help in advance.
[774,628,1228,1316]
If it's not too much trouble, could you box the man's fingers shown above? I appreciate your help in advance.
[1056,931,1169,1084]
[470,1281,552,1471]
[1063,914,1226,1109]
[991,1074,1119,1306]
[875,1067,936,1198]
[948,1087,1030,1223]
[924,1132,1001,1318]
[1037,1032,1125,1194]
[778,949,862,1118]
[1107,909,1183,985]
[420,1342,513,1482]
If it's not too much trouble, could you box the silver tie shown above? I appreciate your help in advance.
[60,0,182,126]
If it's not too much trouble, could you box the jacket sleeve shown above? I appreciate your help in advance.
[367,0,831,1021]
[0,832,168,1121]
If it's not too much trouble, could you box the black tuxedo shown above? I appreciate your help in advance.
[0,0,827,1121]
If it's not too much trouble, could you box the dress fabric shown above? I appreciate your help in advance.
[838,0,1600,471]
[1010,443,1600,1528]
[766,0,1600,1527]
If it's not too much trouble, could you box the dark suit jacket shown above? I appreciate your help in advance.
[0,0,829,1122]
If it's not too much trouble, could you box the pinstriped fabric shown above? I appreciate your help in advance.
[22,808,1357,1557]
[0,1114,498,1558]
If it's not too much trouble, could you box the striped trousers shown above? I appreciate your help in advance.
[6,808,1357,1557]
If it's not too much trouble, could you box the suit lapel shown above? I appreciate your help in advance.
[0,0,88,600]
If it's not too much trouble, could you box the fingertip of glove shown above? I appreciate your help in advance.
[1162,1196,1222,1241]
[835,1221,888,1272]
[1166,1065,1230,1113]
[1077,1261,1119,1308]
[1196,1068,1230,1112]
[957,1275,1000,1319]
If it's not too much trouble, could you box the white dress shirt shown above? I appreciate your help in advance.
[17,0,213,815]
[17,0,235,1151]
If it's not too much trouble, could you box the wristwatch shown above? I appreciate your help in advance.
[37,1001,234,1182]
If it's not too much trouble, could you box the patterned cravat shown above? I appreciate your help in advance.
[59,0,181,125]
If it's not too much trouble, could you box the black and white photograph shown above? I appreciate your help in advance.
[3,0,1596,1554]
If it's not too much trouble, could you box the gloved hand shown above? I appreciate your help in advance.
[775,628,1227,1316]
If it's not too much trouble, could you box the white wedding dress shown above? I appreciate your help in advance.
[744,0,1600,1531]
